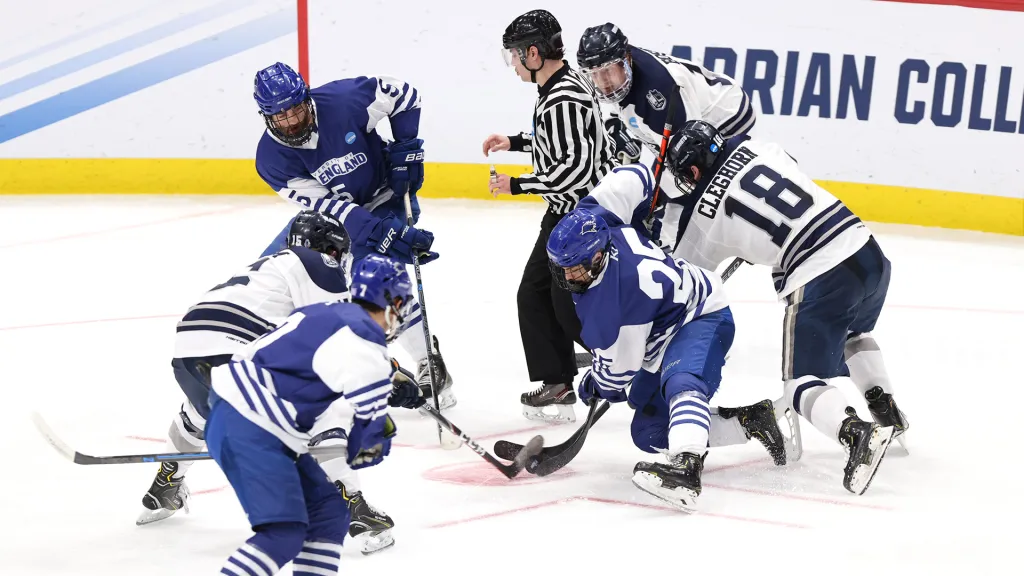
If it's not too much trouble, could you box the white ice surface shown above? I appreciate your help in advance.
[1,196,1022,575]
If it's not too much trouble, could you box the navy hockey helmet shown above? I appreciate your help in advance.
[350,254,415,340]
[501,10,564,80]
[254,62,317,146]
[546,208,611,293]
[577,24,632,103]
[667,120,726,193]
[288,211,352,259]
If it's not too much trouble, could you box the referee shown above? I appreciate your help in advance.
[482,9,616,424]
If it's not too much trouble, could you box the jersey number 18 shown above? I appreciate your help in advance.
[723,165,813,247]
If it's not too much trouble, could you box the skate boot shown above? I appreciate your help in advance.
[865,386,909,450]
[838,407,895,495]
[136,462,190,526]
[338,482,395,555]
[718,399,787,466]
[521,382,577,424]
[418,336,456,411]
[632,452,704,512]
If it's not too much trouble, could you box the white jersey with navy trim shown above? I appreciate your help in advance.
[579,138,871,298]
[210,302,393,454]
[174,247,350,358]
[571,224,728,395]
[614,47,754,154]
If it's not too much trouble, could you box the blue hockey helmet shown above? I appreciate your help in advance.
[253,62,317,146]
[546,208,611,293]
[667,120,726,193]
[350,254,415,339]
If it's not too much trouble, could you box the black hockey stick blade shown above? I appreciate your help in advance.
[419,403,543,479]
[32,411,349,465]
[495,400,611,470]
[719,257,747,282]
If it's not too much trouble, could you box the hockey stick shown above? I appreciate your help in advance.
[31,411,350,465]
[642,95,678,232]
[419,403,544,479]
[399,183,460,450]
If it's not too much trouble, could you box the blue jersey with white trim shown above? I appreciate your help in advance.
[210,301,393,453]
[174,247,350,358]
[614,47,754,154]
[579,137,871,298]
[573,225,728,395]
[255,77,422,248]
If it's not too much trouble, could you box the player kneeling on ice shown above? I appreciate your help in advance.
[203,254,416,575]
[546,209,785,512]
[138,213,417,554]
[579,120,905,494]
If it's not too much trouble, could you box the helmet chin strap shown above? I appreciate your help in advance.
[519,50,545,83]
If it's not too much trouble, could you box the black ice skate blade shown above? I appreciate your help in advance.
[495,400,610,476]
[631,472,698,513]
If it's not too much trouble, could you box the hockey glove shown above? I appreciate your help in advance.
[389,359,426,409]
[366,214,439,265]
[578,370,628,404]
[605,117,642,165]
[388,139,425,195]
[347,414,397,470]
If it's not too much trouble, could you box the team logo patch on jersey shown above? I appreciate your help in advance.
[646,89,667,110]
[313,152,368,184]
[345,132,356,144]
[628,117,639,129]
[320,253,340,268]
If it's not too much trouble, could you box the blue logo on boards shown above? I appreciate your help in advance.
[345,132,356,144]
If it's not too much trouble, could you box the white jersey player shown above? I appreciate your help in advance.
[137,211,413,554]
[576,23,754,157]
[578,121,909,494]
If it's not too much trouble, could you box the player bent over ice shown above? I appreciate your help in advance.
[204,255,414,575]
[579,120,907,494]
[138,213,417,553]
[546,209,785,512]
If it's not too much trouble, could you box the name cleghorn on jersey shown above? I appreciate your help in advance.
[579,137,871,298]
[174,247,350,359]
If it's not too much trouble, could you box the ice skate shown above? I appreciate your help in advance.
[417,336,456,411]
[632,452,704,513]
[718,399,787,466]
[839,407,895,495]
[338,482,395,555]
[521,382,577,423]
[865,386,909,451]
[136,462,190,526]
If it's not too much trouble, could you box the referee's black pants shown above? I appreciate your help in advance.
[517,209,585,385]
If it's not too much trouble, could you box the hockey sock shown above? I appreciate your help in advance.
[785,375,853,442]
[393,301,428,362]
[293,540,343,576]
[707,412,748,447]
[220,522,305,576]
[844,333,893,396]
[667,391,711,456]
[166,401,206,478]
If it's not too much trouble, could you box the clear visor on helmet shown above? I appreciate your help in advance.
[501,47,522,67]
[582,58,632,104]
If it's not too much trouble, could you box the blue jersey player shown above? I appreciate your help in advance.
[205,255,415,575]
[546,209,785,512]
[252,62,455,410]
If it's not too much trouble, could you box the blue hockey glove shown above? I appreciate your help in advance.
[578,370,628,404]
[388,139,425,195]
[389,359,426,409]
[347,414,397,470]
[366,214,438,265]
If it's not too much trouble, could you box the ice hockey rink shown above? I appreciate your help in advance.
[1,195,1021,575]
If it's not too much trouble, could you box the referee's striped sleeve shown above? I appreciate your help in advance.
[515,99,594,196]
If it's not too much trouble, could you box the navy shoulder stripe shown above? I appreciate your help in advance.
[290,247,349,294]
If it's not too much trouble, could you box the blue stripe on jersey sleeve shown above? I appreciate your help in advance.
[611,165,652,197]
[291,246,349,294]
[229,362,259,413]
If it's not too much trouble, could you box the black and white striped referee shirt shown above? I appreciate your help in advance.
[508,62,616,214]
